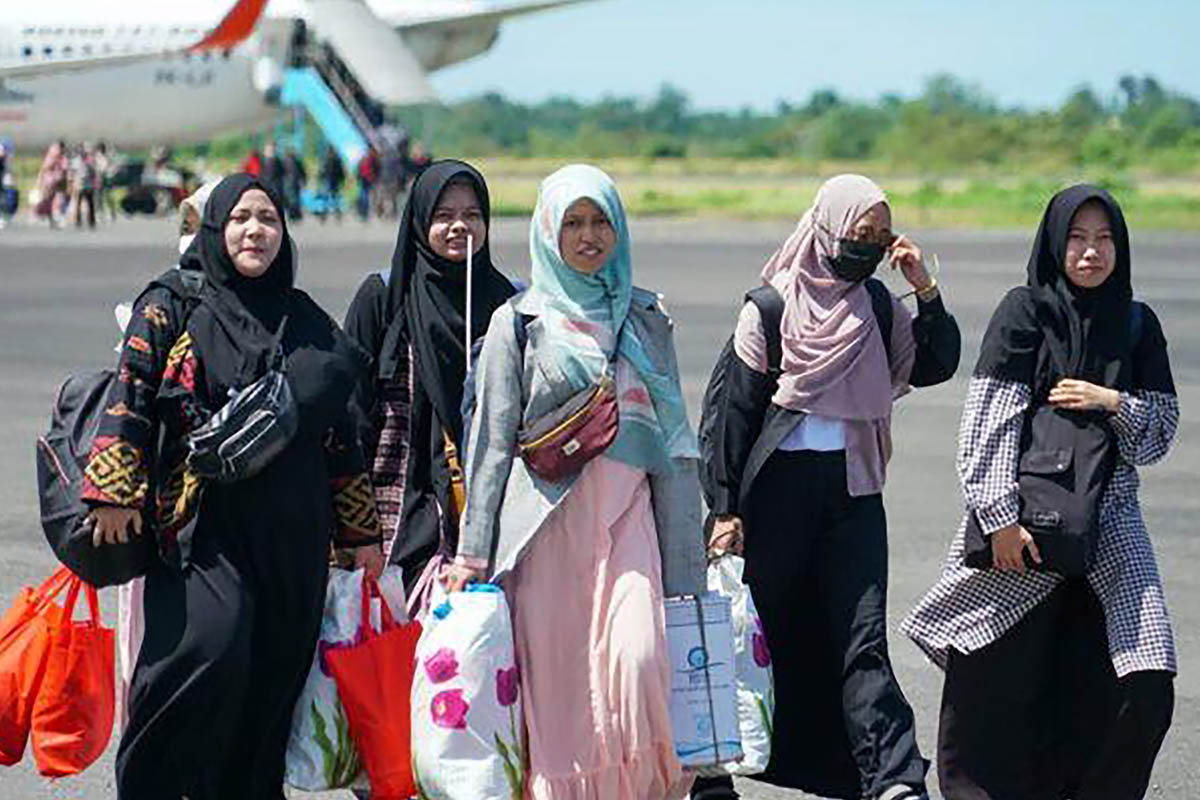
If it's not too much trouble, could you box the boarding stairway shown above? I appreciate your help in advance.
[279,44,386,169]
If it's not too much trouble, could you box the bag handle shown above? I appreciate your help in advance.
[359,575,398,641]
[27,567,75,618]
[58,574,101,627]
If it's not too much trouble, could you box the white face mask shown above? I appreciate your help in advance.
[178,233,196,256]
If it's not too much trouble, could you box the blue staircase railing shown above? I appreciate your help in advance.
[280,67,367,169]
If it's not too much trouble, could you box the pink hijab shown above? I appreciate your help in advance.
[762,174,892,420]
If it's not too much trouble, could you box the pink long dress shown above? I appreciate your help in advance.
[504,456,692,800]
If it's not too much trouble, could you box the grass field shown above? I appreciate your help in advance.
[11,155,1200,229]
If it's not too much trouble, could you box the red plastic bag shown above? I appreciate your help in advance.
[327,575,422,800]
[29,574,115,777]
[0,567,71,765]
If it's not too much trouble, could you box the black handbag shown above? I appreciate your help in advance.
[964,403,1117,577]
[186,313,299,483]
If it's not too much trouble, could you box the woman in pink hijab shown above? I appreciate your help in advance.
[698,175,960,800]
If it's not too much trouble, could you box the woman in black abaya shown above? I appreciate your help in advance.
[83,174,383,799]
[345,160,515,608]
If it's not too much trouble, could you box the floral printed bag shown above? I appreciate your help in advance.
[698,556,774,777]
[284,567,407,792]
[411,583,524,800]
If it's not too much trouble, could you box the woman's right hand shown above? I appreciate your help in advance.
[440,563,487,593]
[88,506,143,547]
[708,514,744,558]
[990,523,1042,572]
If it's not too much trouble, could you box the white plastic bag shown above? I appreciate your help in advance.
[411,584,524,800]
[699,556,774,776]
[284,566,407,792]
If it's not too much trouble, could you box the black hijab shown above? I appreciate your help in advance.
[385,160,515,443]
[179,173,367,425]
[975,184,1136,392]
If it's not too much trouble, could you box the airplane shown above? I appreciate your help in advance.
[0,0,590,153]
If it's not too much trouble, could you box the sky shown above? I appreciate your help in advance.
[428,0,1200,111]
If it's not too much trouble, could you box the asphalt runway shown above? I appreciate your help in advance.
[0,216,1197,799]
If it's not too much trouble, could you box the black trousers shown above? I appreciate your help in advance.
[938,580,1174,800]
[742,449,927,799]
[115,508,328,799]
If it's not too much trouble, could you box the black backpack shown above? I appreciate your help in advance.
[697,279,894,511]
[35,269,204,587]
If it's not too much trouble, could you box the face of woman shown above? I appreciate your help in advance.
[847,201,894,245]
[559,198,616,274]
[1064,201,1116,289]
[427,182,487,262]
[224,189,284,278]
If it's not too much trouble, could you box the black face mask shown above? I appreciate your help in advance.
[826,238,886,283]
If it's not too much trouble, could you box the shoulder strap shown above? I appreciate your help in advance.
[1129,301,1145,348]
[864,278,894,366]
[514,312,532,357]
[745,285,785,374]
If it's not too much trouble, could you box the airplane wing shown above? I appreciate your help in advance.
[302,0,436,106]
[396,0,596,34]
[0,0,268,81]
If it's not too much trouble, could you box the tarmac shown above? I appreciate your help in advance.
[0,216,1197,799]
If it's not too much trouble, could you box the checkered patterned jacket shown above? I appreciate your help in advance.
[901,375,1179,677]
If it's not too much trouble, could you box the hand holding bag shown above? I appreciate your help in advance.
[29,572,115,777]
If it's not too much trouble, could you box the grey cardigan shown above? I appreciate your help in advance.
[457,287,706,597]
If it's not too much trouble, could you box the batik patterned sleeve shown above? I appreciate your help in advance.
[956,375,1032,533]
[82,287,181,508]
[325,419,383,548]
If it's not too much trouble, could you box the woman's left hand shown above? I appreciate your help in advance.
[1048,379,1121,413]
[353,543,386,581]
[889,234,931,291]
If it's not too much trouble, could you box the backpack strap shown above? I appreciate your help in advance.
[864,278,894,366]
[745,285,785,376]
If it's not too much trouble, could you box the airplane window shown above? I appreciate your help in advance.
[22,46,32,58]
[202,51,213,63]
[63,46,74,56]
[42,46,52,57]
[103,44,113,54]
[83,45,93,55]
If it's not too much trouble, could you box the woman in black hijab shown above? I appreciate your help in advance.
[903,185,1179,799]
[83,174,383,798]
[345,160,515,605]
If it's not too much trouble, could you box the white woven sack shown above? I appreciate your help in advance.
[284,566,406,791]
[411,584,524,800]
[698,556,774,776]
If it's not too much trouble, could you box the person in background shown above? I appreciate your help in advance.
[447,164,706,800]
[903,186,1178,799]
[704,175,960,800]
[317,147,346,223]
[259,142,285,200]
[344,160,515,608]
[0,139,14,230]
[282,148,307,221]
[241,147,263,179]
[71,142,98,230]
[356,148,379,221]
[84,174,382,797]
[34,140,68,227]
[94,141,118,223]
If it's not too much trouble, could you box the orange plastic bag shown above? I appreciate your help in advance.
[326,576,422,800]
[0,567,71,765]
[30,574,115,778]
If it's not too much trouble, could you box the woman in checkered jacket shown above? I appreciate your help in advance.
[902,185,1178,799]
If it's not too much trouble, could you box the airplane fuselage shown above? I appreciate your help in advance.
[0,0,504,150]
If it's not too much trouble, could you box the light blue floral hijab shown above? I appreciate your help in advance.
[527,164,697,475]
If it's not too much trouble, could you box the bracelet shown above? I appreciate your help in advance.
[915,277,940,301]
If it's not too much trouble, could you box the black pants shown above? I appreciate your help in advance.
[115,508,328,799]
[742,449,927,799]
[939,580,1174,800]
